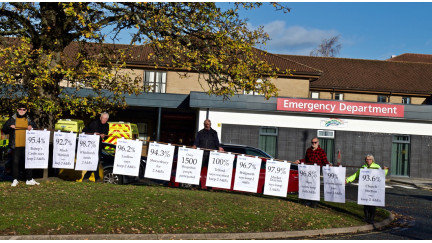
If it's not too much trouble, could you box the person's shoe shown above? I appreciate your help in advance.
[11,179,19,187]
[26,179,40,186]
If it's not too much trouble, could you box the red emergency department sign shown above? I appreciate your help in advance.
[277,98,404,118]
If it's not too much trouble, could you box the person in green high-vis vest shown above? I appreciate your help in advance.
[346,154,388,224]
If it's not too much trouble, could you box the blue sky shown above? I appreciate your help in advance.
[217,2,432,60]
[112,2,432,61]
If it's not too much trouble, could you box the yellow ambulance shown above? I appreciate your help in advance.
[0,117,9,149]
[104,121,139,145]
[54,119,85,133]
[103,121,141,156]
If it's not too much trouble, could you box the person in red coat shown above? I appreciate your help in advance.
[295,137,331,207]
[295,137,330,166]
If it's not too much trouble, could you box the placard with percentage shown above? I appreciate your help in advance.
[323,166,346,203]
[175,147,204,185]
[263,160,291,197]
[25,130,51,169]
[52,131,77,169]
[358,168,386,207]
[113,138,143,176]
[298,164,321,201]
[75,134,100,171]
[144,142,175,181]
[233,155,262,193]
[205,151,235,189]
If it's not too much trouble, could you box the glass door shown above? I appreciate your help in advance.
[391,135,410,177]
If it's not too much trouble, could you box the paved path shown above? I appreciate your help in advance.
[0,213,394,240]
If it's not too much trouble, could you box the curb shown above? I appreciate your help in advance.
[0,212,395,240]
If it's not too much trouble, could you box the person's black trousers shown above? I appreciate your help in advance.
[12,147,32,181]
[364,205,376,223]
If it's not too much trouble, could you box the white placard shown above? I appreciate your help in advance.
[263,160,291,197]
[113,138,143,176]
[25,130,51,169]
[323,166,346,203]
[175,147,204,185]
[298,164,321,201]
[233,155,262,193]
[205,151,235,189]
[358,169,386,207]
[52,131,77,169]
[144,142,175,181]
[75,134,100,171]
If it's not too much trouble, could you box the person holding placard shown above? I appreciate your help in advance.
[294,137,330,166]
[81,112,109,182]
[82,112,109,140]
[295,137,331,207]
[346,154,388,224]
[192,120,223,152]
[2,104,39,186]
[192,119,224,166]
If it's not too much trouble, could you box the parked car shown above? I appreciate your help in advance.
[168,143,299,193]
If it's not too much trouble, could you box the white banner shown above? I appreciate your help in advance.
[263,160,291,197]
[205,151,235,189]
[358,169,386,207]
[25,130,51,169]
[52,131,77,169]
[323,166,346,203]
[75,134,100,171]
[233,155,262,193]
[144,142,175,181]
[175,147,204,185]
[113,138,143,176]
[298,164,321,201]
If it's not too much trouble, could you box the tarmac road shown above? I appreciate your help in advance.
[300,180,432,240]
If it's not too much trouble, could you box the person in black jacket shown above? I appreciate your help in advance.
[81,112,109,181]
[82,112,109,139]
[192,119,224,168]
[192,119,224,151]
[2,104,38,187]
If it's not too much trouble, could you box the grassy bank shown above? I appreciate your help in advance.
[0,180,388,235]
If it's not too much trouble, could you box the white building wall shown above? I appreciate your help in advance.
[198,109,432,140]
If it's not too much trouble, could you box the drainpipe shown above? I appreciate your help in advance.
[156,107,162,142]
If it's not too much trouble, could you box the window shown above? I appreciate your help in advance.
[244,79,263,95]
[317,130,335,138]
[402,97,411,104]
[144,71,167,93]
[334,93,343,100]
[377,95,387,103]
[259,127,278,158]
[311,92,320,99]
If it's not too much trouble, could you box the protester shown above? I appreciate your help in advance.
[82,112,109,140]
[346,154,388,224]
[192,119,224,152]
[294,137,330,166]
[2,104,39,186]
[191,119,223,172]
[81,112,109,181]
[295,137,331,207]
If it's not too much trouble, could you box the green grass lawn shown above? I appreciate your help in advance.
[0,180,389,235]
